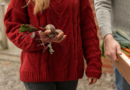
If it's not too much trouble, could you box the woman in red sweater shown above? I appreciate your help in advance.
[4,0,102,90]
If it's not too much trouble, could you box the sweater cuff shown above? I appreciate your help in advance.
[86,71,102,79]
[100,26,113,38]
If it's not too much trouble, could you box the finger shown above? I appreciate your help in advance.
[58,35,66,42]
[56,32,64,40]
[89,78,97,85]
[54,35,66,43]
[41,30,51,36]
[111,51,117,61]
[116,45,122,55]
[88,77,92,84]
[43,37,52,43]
[110,46,118,61]
[112,44,121,61]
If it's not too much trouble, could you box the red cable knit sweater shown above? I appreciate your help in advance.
[4,0,102,82]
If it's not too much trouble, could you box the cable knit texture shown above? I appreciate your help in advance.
[4,0,102,82]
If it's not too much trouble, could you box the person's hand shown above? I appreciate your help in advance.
[88,77,97,85]
[39,30,66,43]
[104,34,122,61]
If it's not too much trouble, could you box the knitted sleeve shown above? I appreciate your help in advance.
[80,0,102,79]
[94,0,112,38]
[4,0,44,51]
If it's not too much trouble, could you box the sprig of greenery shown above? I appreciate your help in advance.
[19,24,55,54]
[48,43,54,54]
[19,24,36,33]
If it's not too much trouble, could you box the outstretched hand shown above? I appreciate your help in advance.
[39,30,66,43]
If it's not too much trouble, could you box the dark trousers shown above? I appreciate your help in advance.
[23,80,78,90]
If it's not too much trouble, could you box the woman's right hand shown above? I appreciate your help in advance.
[39,30,66,43]
[104,34,122,61]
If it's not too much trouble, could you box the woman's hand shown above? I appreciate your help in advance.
[53,31,66,43]
[104,34,122,61]
[39,30,66,43]
[88,77,97,85]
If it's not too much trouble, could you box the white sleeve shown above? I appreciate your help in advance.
[94,0,112,38]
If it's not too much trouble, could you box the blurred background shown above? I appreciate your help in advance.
[0,0,115,90]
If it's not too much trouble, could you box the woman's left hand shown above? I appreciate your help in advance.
[88,77,98,85]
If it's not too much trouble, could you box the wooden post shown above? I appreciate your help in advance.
[0,0,8,49]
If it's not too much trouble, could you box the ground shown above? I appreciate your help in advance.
[0,60,116,90]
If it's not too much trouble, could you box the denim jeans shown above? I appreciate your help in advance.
[114,66,130,90]
[23,80,78,90]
